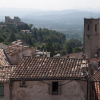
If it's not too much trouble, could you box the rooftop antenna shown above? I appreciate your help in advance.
[91,10,92,18]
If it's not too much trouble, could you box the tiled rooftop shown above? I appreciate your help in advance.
[0,49,9,66]
[4,45,29,56]
[94,68,100,81]
[89,57,100,64]
[0,65,16,82]
[11,57,88,80]
[89,57,100,81]
[61,53,83,59]
[0,43,8,49]
[12,40,22,45]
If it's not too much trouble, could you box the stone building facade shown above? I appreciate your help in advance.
[3,45,32,65]
[83,18,100,58]
[5,16,25,26]
[10,56,89,100]
[11,80,87,100]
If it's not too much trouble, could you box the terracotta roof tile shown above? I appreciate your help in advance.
[4,45,29,56]
[89,57,100,64]
[0,49,9,66]
[11,57,88,80]
[94,68,100,81]
[61,53,83,59]
[0,65,16,82]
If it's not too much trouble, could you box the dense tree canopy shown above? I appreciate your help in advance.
[0,23,82,56]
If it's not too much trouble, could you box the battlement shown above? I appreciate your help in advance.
[5,16,25,25]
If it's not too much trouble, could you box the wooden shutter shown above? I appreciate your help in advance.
[0,84,4,97]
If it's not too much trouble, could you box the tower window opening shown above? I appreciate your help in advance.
[95,24,97,31]
[87,24,89,31]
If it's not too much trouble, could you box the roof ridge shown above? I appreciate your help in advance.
[22,56,88,60]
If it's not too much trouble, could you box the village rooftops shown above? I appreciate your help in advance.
[61,53,83,59]
[0,65,16,82]
[0,43,8,49]
[0,49,9,66]
[35,51,50,55]
[3,45,29,56]
[10,56,89,81]
[89,57,100,81]
[12,40,22,45]
[94,68,100,81]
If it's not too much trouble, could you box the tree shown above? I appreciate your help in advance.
[66,42,72,54]
[29,24,33,30]
[73,47,82,53]
[0,36,4,43]
[8,32,16,42]
[44,39,55,57]
[60,50,66,56]
[27,35,33,46]
[53,42,62,51]
[38,28,43,42]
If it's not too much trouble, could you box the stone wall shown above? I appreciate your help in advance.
[7,48,32,65]
[84,18,99,58]
[12,80,87,100]
[0,83,10,100]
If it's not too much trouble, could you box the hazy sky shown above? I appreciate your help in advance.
[0,0,100,11]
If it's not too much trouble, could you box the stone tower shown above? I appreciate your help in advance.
[83,18,100,58]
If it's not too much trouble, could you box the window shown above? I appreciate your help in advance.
[0,84,4,97]
[87,24,89,31]
[20,81,26,87]
[52,82,58,94]
[48,81,61,95]
[95,24,97,31]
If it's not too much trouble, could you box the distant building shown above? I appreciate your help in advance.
[5,16,25,26]
[34,49,50,57]
[54,53,60,57]
[61,52,83,59]
[0,25,7,28]
[3,44,32,65]
[21,30,32,34]
[12,40,22,45]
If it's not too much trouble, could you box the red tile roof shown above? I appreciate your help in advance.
[89,57,100,64]
[61,53,83,59]
[94,68,100,81]
[4,45,29,56]
[10,57,88,80]
[0,65,16,82]
[89,58,100,81]
[0,49,9,66]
